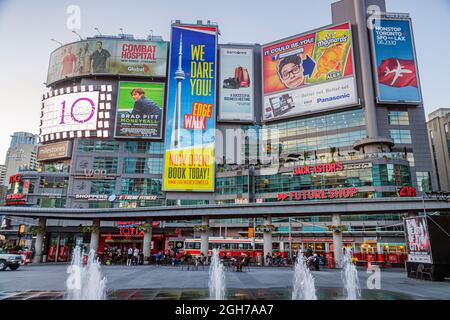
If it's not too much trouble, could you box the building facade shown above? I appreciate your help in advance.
[427,108,450,191]
[0,0,436,264]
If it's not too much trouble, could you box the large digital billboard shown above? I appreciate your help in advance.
[262,22,358,121]
[219,47,254,122]
[114,81,165,139]
[163,24,218,192]
[39,85,114,143]
[369,17,422,104]
[47,39,168,85]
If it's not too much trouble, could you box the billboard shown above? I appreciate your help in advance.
[262,22,358,121]
[163,24,218,192]
[47,39,168,85]
[405,217,432,264]
[114,81,165,139]
[219,47,254,122]
[370,18,422,104]
[39,85,114,143]
[37,141,72,161]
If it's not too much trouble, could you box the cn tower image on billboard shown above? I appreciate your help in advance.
[170,34,185,150]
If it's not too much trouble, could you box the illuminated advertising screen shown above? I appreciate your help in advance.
[39,85,114,143]
[405,217,432,264]
[114,81,165,139]
[219,47,254,122]
[163,24,218,192]
[369,18,422,104]
[47,39,168,85]
[262,22,358,121]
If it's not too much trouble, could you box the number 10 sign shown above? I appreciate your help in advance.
[40,91,100,137]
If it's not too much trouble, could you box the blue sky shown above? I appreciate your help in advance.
[0,0,449,160]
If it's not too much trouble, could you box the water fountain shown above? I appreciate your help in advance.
[66,246,107,300]
[208,249,225,300]
[292,253,317,300]
[341,249,361,300]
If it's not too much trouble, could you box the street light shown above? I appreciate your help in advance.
[94,27,102,36]
[50,38,63,47]
[149,30,153,41]
[72,30,83,41]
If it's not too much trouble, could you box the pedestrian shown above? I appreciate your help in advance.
[133,247,139,265]
[127,247,133,266]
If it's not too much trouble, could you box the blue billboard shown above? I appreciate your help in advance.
[163,24,218,191]
[370,18,422,104]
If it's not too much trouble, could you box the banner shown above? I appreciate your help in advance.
[47,39,167,85]
[370,18,421,104]
[219,47,254,121]
[262,22,358,121]
[405,217,432,263]
[114,81,165,139]
[163,24,218,192]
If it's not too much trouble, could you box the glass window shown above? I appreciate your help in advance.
[93,157,118,174]
[90,180,116,195]
[123,157,163,174]
[416,172,431,192]
[121,178,162,195]
[124,141,164,154]
[390,129,412,144]
[388,111,409,125]
[77,140,119,152]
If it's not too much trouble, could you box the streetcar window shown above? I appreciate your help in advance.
[255,244,263,250]
[195,243,200,249]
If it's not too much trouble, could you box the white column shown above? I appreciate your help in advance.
[143,218,153,264]
[332,214,343,268]
[89,218,100,253]
[32,217,46,264]
[263,215,272,265]
[200,216,209,257]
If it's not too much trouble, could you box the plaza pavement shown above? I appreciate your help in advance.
[0,264,449,300]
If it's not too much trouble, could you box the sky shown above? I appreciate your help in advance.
[0,0,449,161]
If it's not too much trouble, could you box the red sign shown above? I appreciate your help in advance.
[9,174,22,184]
[399,186,416,197]
[293,163,343,176]
[6,193,25,200]
[278,188,358,201]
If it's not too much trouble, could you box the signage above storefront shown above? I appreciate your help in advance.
[9,174,22,184]
[293,163,344,176]
[399,186,416,197]
[119,195,158,201]
[37,141,72,161]
[277,187,358,201]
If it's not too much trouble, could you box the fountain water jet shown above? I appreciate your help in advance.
[341,249,361,300]
[208,249,225,300]
[292,253,317,300]
[66,246,107,300]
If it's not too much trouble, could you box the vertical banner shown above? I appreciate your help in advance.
[370,18,422,104]
[163,24,218,191]
[219,47,254,121]
[405,217,432,263]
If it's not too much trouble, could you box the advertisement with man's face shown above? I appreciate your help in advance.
[47,39,168,85]
[262,22,358,121]
[405,217,432,263]
[219,47,254,122]
[163,24,218,192]
[369,18,422,104]
[114,81,165,139]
